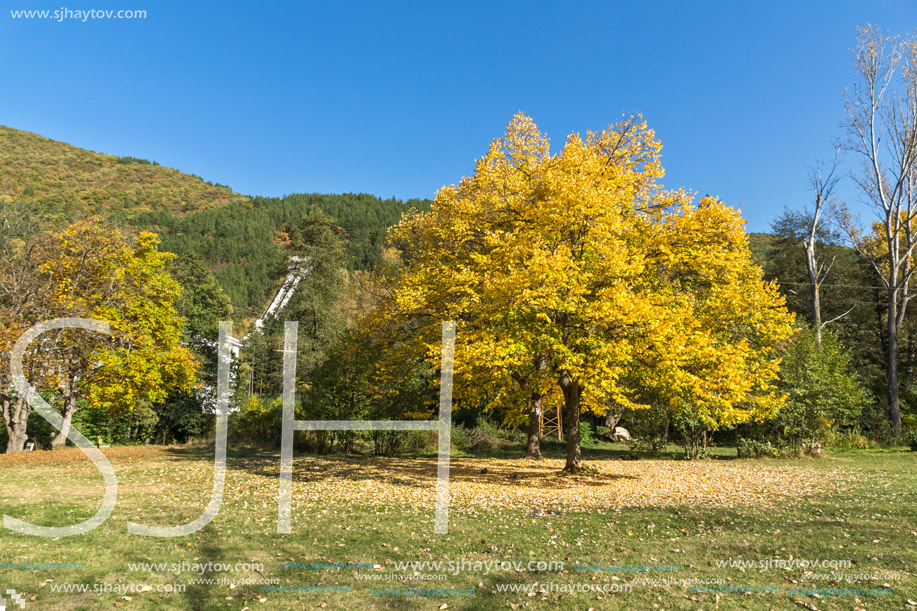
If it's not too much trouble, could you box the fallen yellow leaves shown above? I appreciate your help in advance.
[281,456,847,513]
[0,447,853,518]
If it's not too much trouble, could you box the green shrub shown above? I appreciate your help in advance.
[737,437,798,458]
[627,438,661,458]
[776,326,867,448]
[672,411,711,460]
[910,431,917,452]
[451,424,471,451]
[825,428,873,450]
[402,431,437,454]
[467,427,497,452]
[737,438,777,458]
[623,404,669,457]
[580,421,597,448]
[474,416,504,439]
[229,396,283,447]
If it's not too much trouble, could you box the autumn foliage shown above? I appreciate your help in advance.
[378,114,794,471]
[0,215,196,451]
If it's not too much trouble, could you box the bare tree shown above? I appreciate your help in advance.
[842,25,917,435]
[803,149,853,343]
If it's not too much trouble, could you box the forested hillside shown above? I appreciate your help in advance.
[135,193,430,316]
[0,126,431,317]
[0,125,248,217]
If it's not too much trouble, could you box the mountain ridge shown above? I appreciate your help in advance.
[0,124,250,217]
[0,125,431,317]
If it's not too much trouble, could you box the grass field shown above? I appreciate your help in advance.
[0,442,914,610]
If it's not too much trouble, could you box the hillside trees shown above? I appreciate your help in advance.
[0,125,247,217]
[382,114,793,471]
[135,194,430,316]
[237,211,348,401]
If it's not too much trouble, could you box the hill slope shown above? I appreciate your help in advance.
[1,125,431,317]
[136,193,430,316]
[0,125,249,217]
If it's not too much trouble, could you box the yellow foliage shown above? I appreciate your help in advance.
[368,114,793,429]
[29,217,196,412]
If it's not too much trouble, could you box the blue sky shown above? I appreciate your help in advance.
[2,0,915,231]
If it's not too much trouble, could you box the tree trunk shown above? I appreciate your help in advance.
[887,301,903,435]
[6,430,27,453]
[559,371,582,473]
[4,395,30,454]
[804,240,822,342]
[876,287,887,358]
[51,395,79,449]
[603,412,620,431]
[521,355,548,459]
[524,392,543,460]
[908,331,916,379]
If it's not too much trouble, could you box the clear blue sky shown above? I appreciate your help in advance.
[2,0,915,231]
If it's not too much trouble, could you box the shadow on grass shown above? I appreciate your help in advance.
[160,445,645,492]
[150,439,751,506]
[183,524,226,610]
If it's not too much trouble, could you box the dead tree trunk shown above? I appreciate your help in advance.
[802,150,848,344]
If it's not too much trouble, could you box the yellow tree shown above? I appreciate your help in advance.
[385,114,792,472]
[385,114,557,458]
[629,196,795,456]
[5,218,197,450]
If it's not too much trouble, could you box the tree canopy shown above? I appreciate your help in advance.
[379,113,794,471]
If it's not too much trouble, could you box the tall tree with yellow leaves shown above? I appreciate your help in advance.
[631,196,795,457]
[384,114,793,472]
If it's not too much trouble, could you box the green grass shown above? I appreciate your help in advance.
[0,445,914,610]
